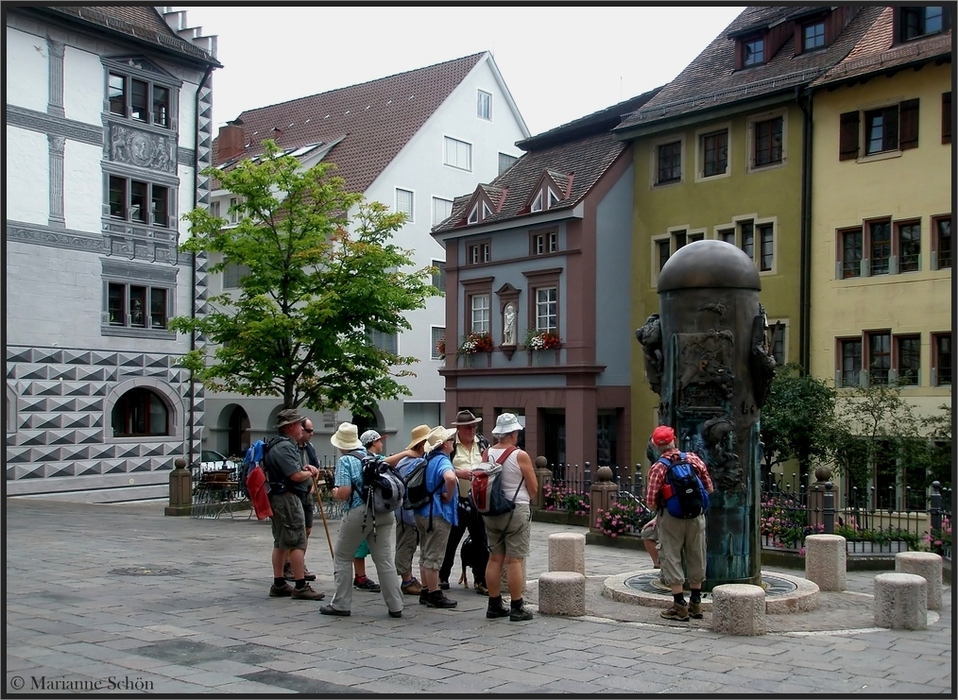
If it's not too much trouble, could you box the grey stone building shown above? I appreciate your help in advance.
[5,6,220,501]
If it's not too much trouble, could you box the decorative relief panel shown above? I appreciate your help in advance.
[108,124,176,173]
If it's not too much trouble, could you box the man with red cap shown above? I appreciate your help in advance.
[644,425,713,621]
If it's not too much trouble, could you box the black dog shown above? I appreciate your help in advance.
[459,535,483,588]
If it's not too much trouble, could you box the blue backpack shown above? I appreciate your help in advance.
[658,452,709,519]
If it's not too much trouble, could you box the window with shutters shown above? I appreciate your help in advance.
[839,100,920,160]
[443,136,473,171]
[395,188,414,221]
[432,196,453,226]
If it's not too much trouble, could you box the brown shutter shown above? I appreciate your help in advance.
[942,92,952,145]
[899,98,919,150]
[839,111,860,160]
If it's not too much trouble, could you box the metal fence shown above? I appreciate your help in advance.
[761,478,952,559]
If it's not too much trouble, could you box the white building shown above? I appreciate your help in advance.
[204,52,529,459]
[5,6,220,501]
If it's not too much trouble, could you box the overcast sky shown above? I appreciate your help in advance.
[175,4,745,136]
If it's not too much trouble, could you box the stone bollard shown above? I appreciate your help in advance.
[711,584,766,635]
[895,551,943,610]
[874,572,927,630]
[538,571,586,616]
[548,533,586,574]
[165,458,192,516]
[589,466,617,534]
[533,456,551,510]
[805,534,846,591]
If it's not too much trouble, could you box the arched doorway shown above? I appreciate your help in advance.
[351,405,381,434]
[228,405,251,458]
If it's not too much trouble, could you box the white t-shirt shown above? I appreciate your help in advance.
[486,446,530,505]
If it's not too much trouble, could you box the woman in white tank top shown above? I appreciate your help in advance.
[482,413,538,621]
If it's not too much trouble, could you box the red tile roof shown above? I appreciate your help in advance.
[433,87,661,234]
[615,6,884,135]
[811,7,952,88]
[213,53,487,195]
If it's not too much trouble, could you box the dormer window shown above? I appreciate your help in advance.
[467,201,493,224]
[802,20,825,51]
[530,185,560,213]
[468,204,479,224]
[743,37,765,66]
[547,188,560,208]
[900,6,947,41]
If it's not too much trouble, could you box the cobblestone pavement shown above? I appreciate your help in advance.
[4,499,953,695]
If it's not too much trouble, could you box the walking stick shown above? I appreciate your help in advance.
[313,474,335,559]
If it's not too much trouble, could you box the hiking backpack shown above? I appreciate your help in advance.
[351,451,406,514]
[240,438,280,520]
[471,446,521,516]
[658,451,709,519]
[400,456,435,510]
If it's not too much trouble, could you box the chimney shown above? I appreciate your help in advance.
[217,123,245,162]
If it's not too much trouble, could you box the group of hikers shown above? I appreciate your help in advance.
[258,407,713,623]
[260,408,538,621]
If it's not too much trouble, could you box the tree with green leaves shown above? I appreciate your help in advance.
[760,363,842,481]
[169,140,440,411]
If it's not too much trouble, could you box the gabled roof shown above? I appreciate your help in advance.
[33,6,220,66]
[213,52,493,194]
[615,5,884,138]
[433,87,661,235]
[811,7,952,88]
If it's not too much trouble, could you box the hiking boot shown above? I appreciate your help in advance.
[419,588,430,606]
[401,578,423,595]
[509,600,534,622]
[291,584,326,601]
[354,577,381,592]
[486,595,510,619]
[426,589,458,608]
[269,583,293,597]
[474,582,489,596]
[688,601,703,619]
[438,580,450,590]
[661,603,689,621]
[388,610,403,618]
[319,604,350,617]
[283,564,316,582]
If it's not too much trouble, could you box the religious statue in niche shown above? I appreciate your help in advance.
[502,302,517,346]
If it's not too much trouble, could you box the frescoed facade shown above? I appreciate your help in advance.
[5,6,220,501]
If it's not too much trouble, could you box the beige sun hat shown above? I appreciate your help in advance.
[424,426,457,453]
[406,424,431,451]
[330,422,362,450]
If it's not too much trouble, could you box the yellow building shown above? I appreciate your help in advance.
[614,6,884,469]
[808,7,952,505]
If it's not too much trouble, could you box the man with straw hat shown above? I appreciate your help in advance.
[263,409,326,601]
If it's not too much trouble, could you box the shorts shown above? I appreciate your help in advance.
[354,539,370,559]
[415,514,452,570]
[639,519,657,542]
[298,491,314,529]
[483,503,531,559]
[269,492,307,551]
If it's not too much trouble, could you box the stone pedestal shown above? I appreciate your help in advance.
[711,583,766,635]
[589,466,617,534]
[895,551,942,610]
[538,571,586,616]
[874,572,927,630]
[533,457,551,510]
[805,534,846,591]
[548,532,586,574]
[165,458,193,516]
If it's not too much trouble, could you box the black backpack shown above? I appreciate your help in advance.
[401,457,434,510]
[350,450,406,514]
[658,452,709,519]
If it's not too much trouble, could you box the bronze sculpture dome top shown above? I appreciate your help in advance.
[657,239,761,292]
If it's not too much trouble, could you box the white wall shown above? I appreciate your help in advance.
[6,26,48,112]
[178,80,198,150]
[366,57,527,404]
[63,45,103,124]
[64,141,104,232]
[5,126,49,224]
